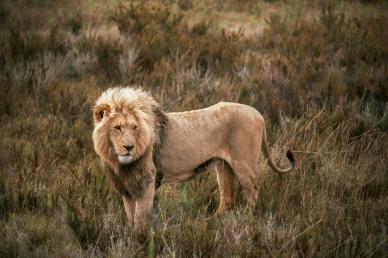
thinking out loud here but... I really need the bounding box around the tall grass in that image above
[0,0,387,257]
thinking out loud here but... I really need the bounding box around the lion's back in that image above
[166,101,264,134]
[206,102,264,125]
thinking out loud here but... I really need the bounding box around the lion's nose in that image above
[124,144,134,152]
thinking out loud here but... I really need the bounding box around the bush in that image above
[111,3,243,77]
[94,39,123,83]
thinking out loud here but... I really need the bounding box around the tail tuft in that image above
[286,150,296,168]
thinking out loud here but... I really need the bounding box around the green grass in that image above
[0,0,387,257]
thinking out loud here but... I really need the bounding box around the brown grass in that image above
[0,0,387,257]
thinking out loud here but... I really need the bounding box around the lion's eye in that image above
[132,124,138,131]
[114,125,121,131]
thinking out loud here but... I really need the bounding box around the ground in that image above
[0,0,387,257]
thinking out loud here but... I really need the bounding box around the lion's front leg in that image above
[122,194,135,226]
[134,183,155,231]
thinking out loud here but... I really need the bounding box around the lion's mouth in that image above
[118,154,132,164]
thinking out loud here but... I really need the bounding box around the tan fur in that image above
[92,87,295,229]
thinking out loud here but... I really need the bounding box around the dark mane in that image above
[152,107,168,189]
[152,107,168,164]
[117,156,153,199]
[104,106,169,198]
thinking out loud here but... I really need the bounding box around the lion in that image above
[92,87,295,229]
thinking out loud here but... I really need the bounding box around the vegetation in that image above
[0,0,387,257]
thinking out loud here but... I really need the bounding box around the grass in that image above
[0,0,387,257]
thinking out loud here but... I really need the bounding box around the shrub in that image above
[94,39,123,83]
[111,3,244,77]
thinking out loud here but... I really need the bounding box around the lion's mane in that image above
[92,87,168,199]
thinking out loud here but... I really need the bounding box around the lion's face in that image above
[108,112,140,164]
[93,102,155,166]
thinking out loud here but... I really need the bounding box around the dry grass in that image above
[0,0,387,257]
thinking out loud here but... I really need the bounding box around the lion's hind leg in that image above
[214,160,236,216]
[230,162,259,209]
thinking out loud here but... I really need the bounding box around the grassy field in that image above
[0,0,387,257]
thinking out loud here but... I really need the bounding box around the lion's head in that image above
[92,87,159,167]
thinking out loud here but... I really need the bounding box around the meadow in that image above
[0,0,387,257]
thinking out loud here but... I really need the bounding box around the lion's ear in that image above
[94,104,110,123]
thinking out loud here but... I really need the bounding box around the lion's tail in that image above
[262,128,295,174]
